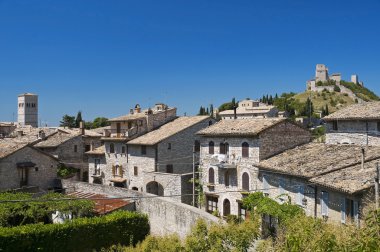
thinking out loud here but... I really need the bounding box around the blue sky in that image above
[0,0,379,126]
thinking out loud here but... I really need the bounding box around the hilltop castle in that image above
[306,64,364,92]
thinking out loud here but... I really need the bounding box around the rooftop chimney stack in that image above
[80,121,85,135]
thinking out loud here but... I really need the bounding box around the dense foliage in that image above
[104,218,260,252]
[0,192,94,227]
[57,164,79,178]
[0,211,149,252]
[60,112,110,129]
[340,80,380,101]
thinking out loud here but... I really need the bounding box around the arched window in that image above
[194,140,200,152]
[209,141,214,154]
[220,142,229,155]
[242,172,249,191]
[208,168,215,184]
[242,142,249,158]
[109,143,115,153]
[223,199,231,216]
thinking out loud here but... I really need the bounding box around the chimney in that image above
[361,147,365,170]
[130,109,134,115]
[80,121,85,135]
[17,130,23,137]
[135,104,141,114]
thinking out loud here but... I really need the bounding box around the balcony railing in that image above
[210,154,240,169]
[103,127,139,138]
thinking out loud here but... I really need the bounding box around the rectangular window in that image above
[333,121,338,131]
[321,191,329,217]
[166,164,173,173]
[94,159,101,175]
[74,145,78,153]
[377,121,380,131]
[168,143,172,150]
[297,185,305,206]
[122,146,126,154]
[206,196,218,213]
[134,166,138,176]
[263,175,269,196]
[141,145,146,155]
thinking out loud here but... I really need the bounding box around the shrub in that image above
[334,85,341,92]
[0,211,149,252]
[57,164,79,178]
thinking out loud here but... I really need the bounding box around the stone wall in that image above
[0,146,59,190]
[257,170,364,225]
[61,180,220,239]
[325,121,380,146]
[259,121,311,160]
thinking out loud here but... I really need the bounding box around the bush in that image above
[0,211,149,252]
[57,164,79,178]
[334,85,341,92]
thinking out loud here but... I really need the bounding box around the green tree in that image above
[75,111,83,128]
[92,117,110,128]
[210,104,214,118]
[60,114,76,128]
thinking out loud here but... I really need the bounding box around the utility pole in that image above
[376,163,380,209]
[192,145,195,207]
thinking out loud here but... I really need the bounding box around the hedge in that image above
[0,211,149,252]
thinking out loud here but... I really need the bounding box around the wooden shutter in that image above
[321,191,329,216]
[119,165,123,176]
[341,197,346,224]
[354,201,359,225]
[112,165,115,176]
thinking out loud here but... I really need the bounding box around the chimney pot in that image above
[80,121,85,135]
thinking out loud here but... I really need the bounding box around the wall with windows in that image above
[101,141,129,187]
[326,120,380,146]
[88,155,107,184]
[257,170,364,225]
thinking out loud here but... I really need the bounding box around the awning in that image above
[109,178,127,183]
[17,162,36,168]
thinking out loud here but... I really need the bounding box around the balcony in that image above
[210,154,240,169]
[102,127,139,140]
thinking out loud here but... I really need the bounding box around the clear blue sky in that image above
[1,0,379,126]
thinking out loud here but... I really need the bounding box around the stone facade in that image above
[325,120,380,146]
[18,93,38,127]
[0,146,59,190]
[199,120,311,217]
[256,170,364,225]
[219,99,279,120]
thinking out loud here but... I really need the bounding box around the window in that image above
[208,168,215,184]
[94,159,101,175]
[333,121,338,131]
[297,185,305,206]
[209,120,213,126]
[263,175,269,196]
[121,146,126,154]
[341,198,359,224]
[110,143,115,153]
[209,141,214,154]
[168,143,172,150]
[224,170,230,187]
[238,202,248,221]
[242,142,249,158]
[134,166,138,176]
[85,145,91,152]
[141,145,146,155]
[242,172,249,191]
[377,121,380,131]
[220,143,226,154]
[74,145,78,153]
[194,140,200,152]
[166,164,173,173]
[321,191,329,217]
[206,196,218,213]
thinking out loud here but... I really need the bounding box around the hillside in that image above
[293,90,356,113]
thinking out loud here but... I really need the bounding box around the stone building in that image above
[34,125,102,181]
[255,143,380,225]
[88,116,214,205]
[0,140,59,191]
[0,122,17,138]
[324,102,380,146]
[219,99,278,120]
[18,93,38,127]
[307,64,364,91]
[196,118,311,217]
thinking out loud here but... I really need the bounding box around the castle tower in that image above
[315,64,329,82]
[18,93,38,127]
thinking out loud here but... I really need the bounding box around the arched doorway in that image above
[146,181,164,196]
[223,199,231,216]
